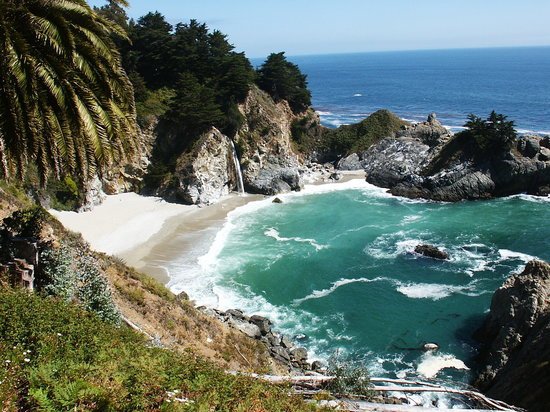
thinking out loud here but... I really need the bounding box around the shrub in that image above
[0,289,322,411]
[326,352,374,399]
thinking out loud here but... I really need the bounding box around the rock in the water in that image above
[249,315,272,335]
[474,260,550,411]
[414,244,449,260]
[272,197,283,203]
[422,343,439,351]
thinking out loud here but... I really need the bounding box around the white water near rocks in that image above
[229,140,245,195]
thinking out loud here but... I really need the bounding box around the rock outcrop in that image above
[202,307,317,372]
[414,244,449,260]
[363,114,550,201]
[161,128,241,205]
[236,86,309,195]
[474,260,550,411]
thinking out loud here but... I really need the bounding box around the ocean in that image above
[166,48,550,403]
[286,47,550,134]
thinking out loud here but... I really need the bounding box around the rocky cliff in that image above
[363,115,550,201]
[474,260,550,411]
[152,128,241,205]
[235,86,312,195]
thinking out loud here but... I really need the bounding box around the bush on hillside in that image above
[0,289,322,411]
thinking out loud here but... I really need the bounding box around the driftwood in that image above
[228,372,524,412]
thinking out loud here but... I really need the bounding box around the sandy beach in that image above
[51,171,366,285]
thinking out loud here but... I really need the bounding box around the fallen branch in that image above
[228,372,524,411]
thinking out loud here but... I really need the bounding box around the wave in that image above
[498,249,537,264]
[416,352,469,379]
[506,193,550,203]
[315,110,333,116]
[395,280,488,300]
[292,276,392,305]
[353,93,363,97]
[264,228,327,251]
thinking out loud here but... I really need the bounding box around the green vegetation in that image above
[0,289,324,411]
[462,111,517,153]
[257,52,312,114]
[0,0,137,186]
[292,109,407,160]
[326,353,374,399]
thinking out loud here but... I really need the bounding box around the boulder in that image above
[230,319,261,339]
[414,244,449,260]
[311,360,325,371]
[249,315,272,335]
[272,197,283,204]
[422,343,439,351]
[226,309,246,321]
[337,153,363,170]
[290,347,308,362]
[280,335,294,349]
[269,346,291,363]
[474,260,550,411]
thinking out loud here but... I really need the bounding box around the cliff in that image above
[474,260,550,411]
[363,115,550,201]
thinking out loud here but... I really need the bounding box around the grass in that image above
[0,289,328,411]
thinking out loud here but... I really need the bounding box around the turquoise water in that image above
[170,182,550,383]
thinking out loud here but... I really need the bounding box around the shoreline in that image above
[52,171,367,286]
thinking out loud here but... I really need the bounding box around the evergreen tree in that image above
[256,52,311,113]
[463,111,517,152]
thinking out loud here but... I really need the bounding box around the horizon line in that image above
[248,44,550,60]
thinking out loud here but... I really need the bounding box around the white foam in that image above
[353,93,363,97]
[293,277,391,305]
[264,228,327,251]
[507,193,550,203]
[498,249,537,263]
[400,214,422,225]
[395,281,479,300]
[315,110,333,116]
[416,352,469,378]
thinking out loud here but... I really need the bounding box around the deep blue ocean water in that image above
[258,47,550,133]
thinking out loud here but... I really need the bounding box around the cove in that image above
[168,180,550,383]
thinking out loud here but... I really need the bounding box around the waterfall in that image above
[229,140,245,195]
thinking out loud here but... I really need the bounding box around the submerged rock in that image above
[414,244,449,260]
[474,260,550,411]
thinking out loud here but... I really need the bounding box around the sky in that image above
[88,0,550,58]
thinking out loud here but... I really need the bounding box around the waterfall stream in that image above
[229,140,245,195]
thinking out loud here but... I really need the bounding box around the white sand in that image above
[50,192,195,256]
[51,171,367,283]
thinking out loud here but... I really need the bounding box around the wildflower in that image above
[24,358,30,363]
[4,360,11,364]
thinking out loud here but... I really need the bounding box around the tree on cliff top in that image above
[463,111,517,153]
[256,52,311,114]
[0,0,137,185]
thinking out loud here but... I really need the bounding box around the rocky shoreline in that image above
[199,306,324,374]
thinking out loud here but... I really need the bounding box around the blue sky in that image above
[88,0,550,58]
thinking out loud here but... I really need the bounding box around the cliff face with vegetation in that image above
[474,260,550,411]
[363,113,550,201]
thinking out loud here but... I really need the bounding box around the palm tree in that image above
[0,0,136,185]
